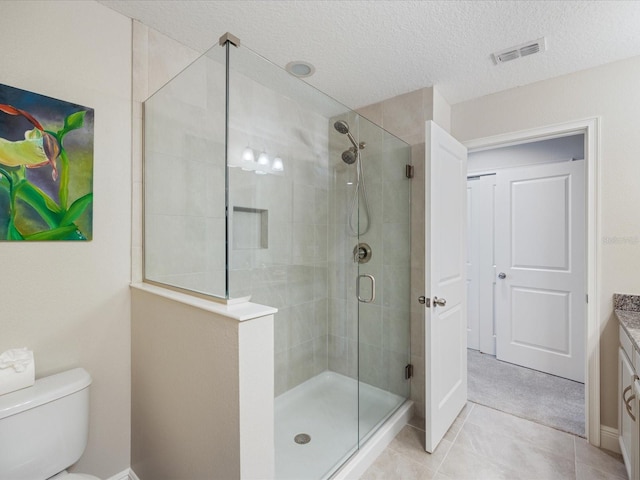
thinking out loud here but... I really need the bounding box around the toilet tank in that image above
[0,368,92,480]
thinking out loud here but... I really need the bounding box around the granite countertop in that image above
[615,293,640,349]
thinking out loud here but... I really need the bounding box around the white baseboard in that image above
[104,468,139,480]
[600,425,621,454]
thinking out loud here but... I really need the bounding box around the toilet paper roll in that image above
[0,348,35,396]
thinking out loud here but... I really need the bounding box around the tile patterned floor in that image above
[361,403,627,480]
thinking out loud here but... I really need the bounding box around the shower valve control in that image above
[353,243,372,264]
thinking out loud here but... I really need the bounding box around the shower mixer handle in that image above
[353,243,372,264]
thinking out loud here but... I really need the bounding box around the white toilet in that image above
[0,368,101,480]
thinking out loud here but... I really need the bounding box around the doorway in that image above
[465,127,593,439]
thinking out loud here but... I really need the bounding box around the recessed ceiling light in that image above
[286,60,315,78]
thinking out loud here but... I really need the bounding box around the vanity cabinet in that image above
[619,326,639,480]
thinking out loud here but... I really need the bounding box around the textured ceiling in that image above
[99,0,640,108]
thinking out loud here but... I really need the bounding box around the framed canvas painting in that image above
[0,83,94,241]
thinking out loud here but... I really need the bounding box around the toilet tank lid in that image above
[0,368,91,420]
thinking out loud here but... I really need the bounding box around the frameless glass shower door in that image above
[355,117,411,446]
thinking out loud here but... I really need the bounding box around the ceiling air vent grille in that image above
[496,50,519,63]
[492,37,546,65]
[520,43,540,57]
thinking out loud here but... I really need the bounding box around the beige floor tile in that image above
[442,414,466,443]
[458,401,475,421]
[432,473,453,480]
[574,437,626,479]
[411,403,474,442]
[360,447,436,480]
[576,461,628,480]
[364,402,629,480]
[454,421,576,479]
[443,403,475,442]
[388,425,453,471]
[438,442,525,480]
[465,403,576,459]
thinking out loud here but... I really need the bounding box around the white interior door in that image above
[467,174,497,354]
[424,121,468,453]
[495,160,585,382]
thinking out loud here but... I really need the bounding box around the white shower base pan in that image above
[275,371,412,480]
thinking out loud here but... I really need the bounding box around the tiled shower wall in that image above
[226,68,331,395]
[326,114,361,382]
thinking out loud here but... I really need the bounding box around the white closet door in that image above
[495,160,585,382]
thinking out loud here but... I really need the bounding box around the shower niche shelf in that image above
[232,206,268,250]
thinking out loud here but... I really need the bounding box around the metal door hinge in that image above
[586,294,588,303]
[405,364,414,380]
[405,164,414,179]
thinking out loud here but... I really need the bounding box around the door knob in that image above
[498,272,506,279]
[433,296,446,307]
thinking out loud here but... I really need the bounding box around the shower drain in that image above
[294,433,311,445]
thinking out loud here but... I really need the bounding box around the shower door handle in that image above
[357,274,376,303]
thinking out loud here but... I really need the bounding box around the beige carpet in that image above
[467,349,585,437]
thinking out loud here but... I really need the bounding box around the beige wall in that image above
[131,286,275,479]
[0,1,132,477]
[131,288,241,480]
[451,55,640,430]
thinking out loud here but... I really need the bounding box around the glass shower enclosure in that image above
[144,34,411,479]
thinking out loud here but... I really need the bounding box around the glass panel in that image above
[356,116,412,443]
[143,45,227,298]
[226,44,360,479]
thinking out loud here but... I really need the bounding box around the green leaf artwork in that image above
[0,83,94,241]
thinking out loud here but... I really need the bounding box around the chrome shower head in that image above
[334,120,350,135]
[334,119,360,153]
[341,147,357,165]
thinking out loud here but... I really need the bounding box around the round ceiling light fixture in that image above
[286,60,315,78]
